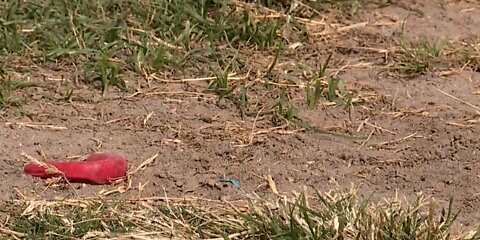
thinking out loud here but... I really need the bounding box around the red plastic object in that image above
[24,153,128,185]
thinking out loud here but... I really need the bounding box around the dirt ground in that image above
[1,0,479,233]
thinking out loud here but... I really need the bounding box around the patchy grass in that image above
[0,0,287,99]
[0,0,370,139]
[385,18,479,76]
[2,187,478,239]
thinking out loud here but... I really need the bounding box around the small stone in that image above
[175,180,183,188]
[183,178,199,193]
[216,98,227,109]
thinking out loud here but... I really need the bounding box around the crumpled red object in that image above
[24,153,128,185]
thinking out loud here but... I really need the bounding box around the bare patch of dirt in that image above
[1,0,479,233]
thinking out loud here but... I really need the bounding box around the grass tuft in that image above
[395,38,445,74]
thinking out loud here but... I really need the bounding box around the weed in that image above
[0,71,40,108]
[273,87,299,121]
[306,78,324,109]
[304,52,350,108]
[326,77,346,102]
[306,52,331,109]
[84,53,126,97]
[265,42,285,85]
[396,39,445,74]
[209,71,230,96]
[239,83,248,119]
[390,15,446,74]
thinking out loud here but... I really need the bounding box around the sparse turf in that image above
[3,187,479,239]
[1,0,479,239]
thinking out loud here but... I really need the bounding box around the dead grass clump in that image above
[1,186,478,239]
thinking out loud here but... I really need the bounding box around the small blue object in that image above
[218,177,240,188]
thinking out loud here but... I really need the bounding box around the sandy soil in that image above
[1,0,479,232]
